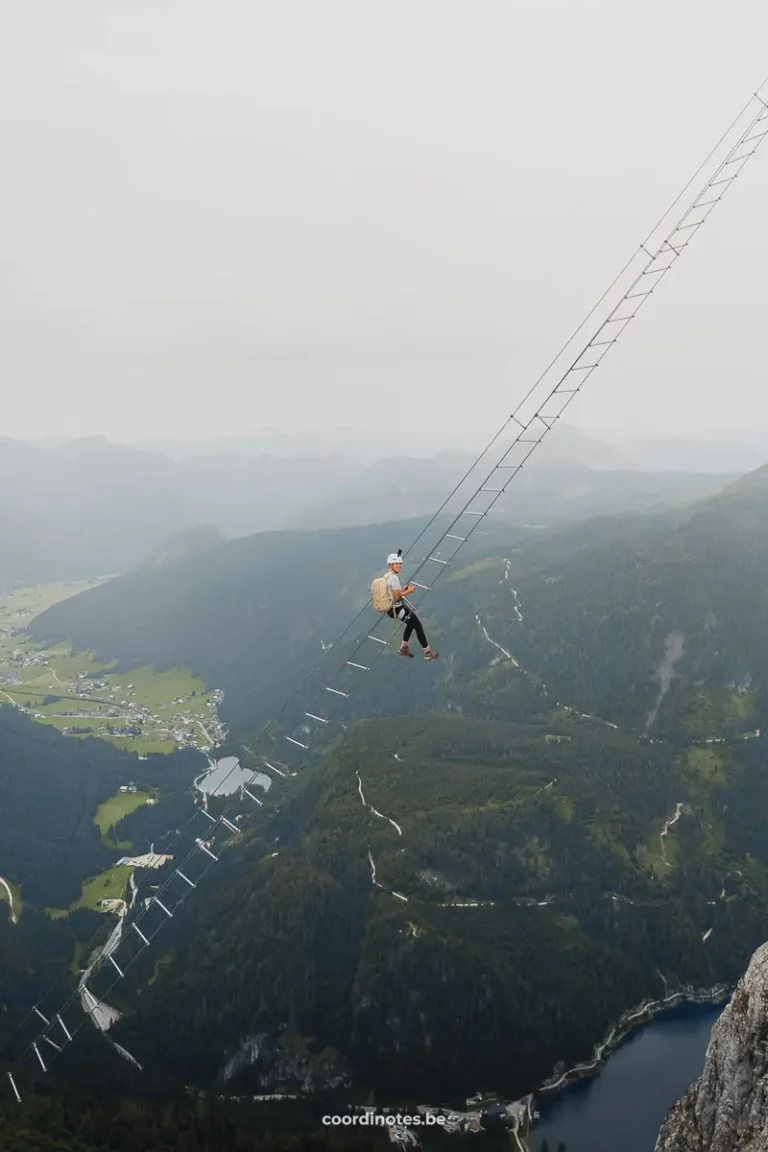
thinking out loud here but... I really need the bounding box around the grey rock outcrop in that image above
[656,943,768,1152]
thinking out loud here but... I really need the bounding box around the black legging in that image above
[388,602,428,648]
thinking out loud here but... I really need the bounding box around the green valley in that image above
[0,582,226,756]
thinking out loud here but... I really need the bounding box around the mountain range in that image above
[0,429,751,583]
[30,463,768,744]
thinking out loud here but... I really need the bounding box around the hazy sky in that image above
[3,1,768,450]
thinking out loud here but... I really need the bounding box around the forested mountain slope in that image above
[463,464,768,737]
[28,516,517,737]
[0,707,204,1049]
[30,463,768,745]
[17,465,764,1105]
[17,464,768,1108]
[103,710,768,1102]
[0,708,203,910]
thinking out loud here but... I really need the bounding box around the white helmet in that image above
[387,550,404,566]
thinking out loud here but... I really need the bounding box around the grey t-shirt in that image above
[385,571,402,605]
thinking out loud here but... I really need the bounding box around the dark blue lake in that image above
[528,1002,723,1152]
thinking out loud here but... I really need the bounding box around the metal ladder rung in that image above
[459,510,486,517]
[221,816,240,833]
[201,809,217,823]
[243,787,263,805]
[693,197,721,209]
[43,1036,62,1054]
[34,1007,49,1025]
[427,556,448,565]
[195,838,219,861]
[411,581,430,590]
[32,1043,46,1073]
[724,149,756,165]
[367,635,387,644]
[325,686,349,697]
[262,760,286,777]
[445,533,466,541]
[132,922,150,946]
[347,661,369,671]
[286,736,309,748]
[108,954,124,978]
[709,175,736,187]
[176,869,196,888]
[57,1014,72,1042]
[479,487,504,494]
[7,1072,22,1103]
[589,338,617,347]
[743,130,768,144]
[305,712,328,723]
[625,291,652,300]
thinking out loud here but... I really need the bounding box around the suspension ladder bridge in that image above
[4,75,768,1105]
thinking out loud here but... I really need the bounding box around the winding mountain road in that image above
[0,876,17,923]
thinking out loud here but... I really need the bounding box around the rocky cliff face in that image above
[656,943,768,1152]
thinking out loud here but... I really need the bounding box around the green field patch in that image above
[94,789,153,847]
[0,687,28,703]
[72,865,133,912]
[682,688,751,740]
[148,952,175,986]
[35,698,111,716]
[49,650,104,679]
[44,907,69,920]
[446,556,501,583]
[685,747,726,784]
[108,664,208,706]
[0,581,97,627]
[17,666,52,684]
[34,715,114,733]
[103,735,178,755]
[661,833,680,868]
[155,695,212,719]
[71,939,84,974]
[0,586,219,756]
[550,793,575,822]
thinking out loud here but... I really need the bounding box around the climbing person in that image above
[371,550,439,659]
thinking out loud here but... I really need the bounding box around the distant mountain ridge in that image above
[0,429,741,582]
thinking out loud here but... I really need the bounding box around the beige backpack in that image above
[371,574,392,612]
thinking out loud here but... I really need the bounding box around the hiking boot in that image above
[398,643,414,658]
[423,648,439,660]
